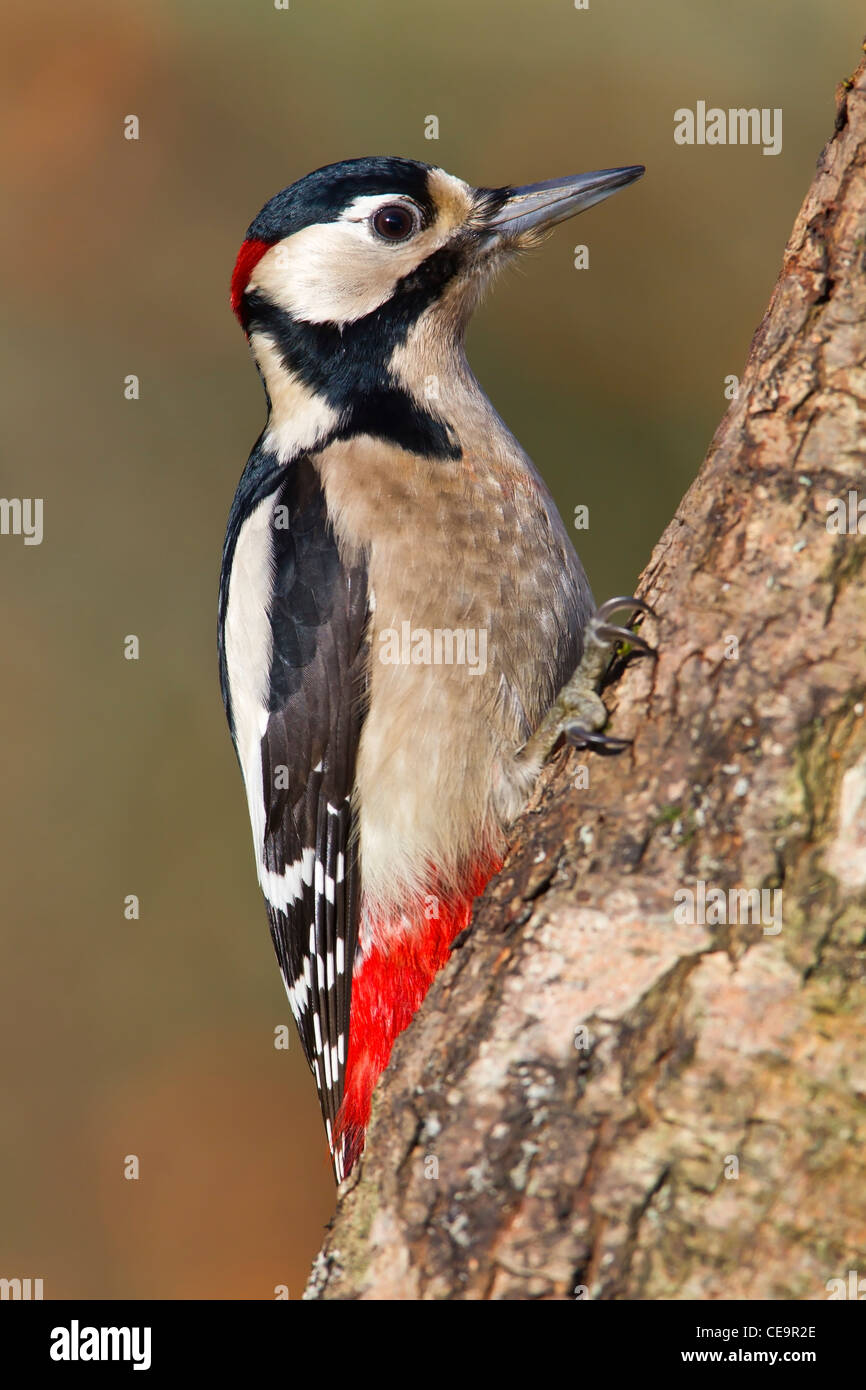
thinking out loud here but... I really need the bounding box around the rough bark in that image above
[306,53,866,1301]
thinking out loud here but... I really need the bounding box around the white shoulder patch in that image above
[223,491,276,861]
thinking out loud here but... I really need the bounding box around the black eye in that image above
[371,204,417,241]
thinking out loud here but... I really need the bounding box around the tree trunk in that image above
[306,53,866,1301]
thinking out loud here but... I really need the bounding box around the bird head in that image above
[230,156,643,458]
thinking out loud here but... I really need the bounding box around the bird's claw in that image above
[593,623,654,656]
[517,593,656,769]
[594,595,654,621]
[563,723,632,754]
[589,596,656,659]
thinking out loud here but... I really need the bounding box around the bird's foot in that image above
[519,596,654,764]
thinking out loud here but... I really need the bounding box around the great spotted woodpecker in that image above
[219,156,646,1182]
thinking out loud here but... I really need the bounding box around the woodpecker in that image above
[219,155,647,1182]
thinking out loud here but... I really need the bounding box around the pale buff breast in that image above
[315,419,591,919]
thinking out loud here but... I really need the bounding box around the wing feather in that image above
[220,447,369,1175]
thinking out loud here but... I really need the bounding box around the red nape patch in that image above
[230,237,273,322]
[334,860,501,1177]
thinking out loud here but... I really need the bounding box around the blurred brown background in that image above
[0,0,860,1299]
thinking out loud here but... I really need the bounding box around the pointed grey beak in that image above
[485,165,644,237]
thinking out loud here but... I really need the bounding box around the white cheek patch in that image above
[245,175,475,328]
[247,222,425,325]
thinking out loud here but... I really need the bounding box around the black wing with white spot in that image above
[261,458,369,1173]
[219,448,369,1177]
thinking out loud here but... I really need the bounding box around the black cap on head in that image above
[246,156,437,241]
